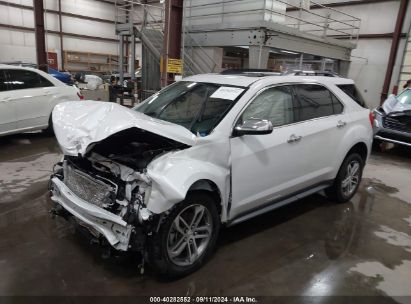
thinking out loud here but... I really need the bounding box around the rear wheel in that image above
[147,192,220,278]
[43,115,54,135]
[326,153,364,203]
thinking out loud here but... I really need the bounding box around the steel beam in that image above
[58,0,64,70]
[162,0,183,86]
[186,28,351,61]
[33,0,47,72]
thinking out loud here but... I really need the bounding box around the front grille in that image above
[383,116,411,132]
[63,164,116,208]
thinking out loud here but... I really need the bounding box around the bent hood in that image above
[382,93,411,114]
[52,101,197,156]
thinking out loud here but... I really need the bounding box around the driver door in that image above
[229,85,310,219]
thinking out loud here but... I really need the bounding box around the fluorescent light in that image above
[280,50,299,55]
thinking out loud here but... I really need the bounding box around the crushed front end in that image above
[373,107,411,147]
[49,127,186,254]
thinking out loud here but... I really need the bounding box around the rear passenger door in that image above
[6,69,55,130]
[0,70,17,133]
[292,83,347,185]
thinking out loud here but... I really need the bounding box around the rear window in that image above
[337,84,366,107]
[294,84,344,122]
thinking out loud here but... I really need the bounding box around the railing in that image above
[115,0,221,76]
[184,0,360,43]
[115,0,164,32]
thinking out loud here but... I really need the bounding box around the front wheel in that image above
[147,192,220,278]
[326,153,364,203]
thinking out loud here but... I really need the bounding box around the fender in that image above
[146,152,230,220]
[331,118,372,177]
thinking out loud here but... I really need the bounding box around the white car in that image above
[49,74,373,277]
[0,64,82,136]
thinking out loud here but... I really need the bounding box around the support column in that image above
[249,45,270,69]
[119,37,124,85]
[58,0,64,70]
[33,0,47,72]
[130,33,136,80]
[338,60,350,78]
[162,0,183,86]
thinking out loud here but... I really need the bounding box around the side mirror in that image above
[233,118,273,136]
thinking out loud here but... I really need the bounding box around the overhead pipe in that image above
[380,0,409,103]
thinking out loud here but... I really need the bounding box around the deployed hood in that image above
[52,101,197,156]
[382,92,411,114]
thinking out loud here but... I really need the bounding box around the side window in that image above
[0,71,8,92]
[331,94,344,114]
[294,84,343,122]
[239,86,294,127]
[7,69,54,90]
[337,84,366,107]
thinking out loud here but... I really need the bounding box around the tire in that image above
[326,153,364,203]
[147,191,220,278]
[43,115,54,135]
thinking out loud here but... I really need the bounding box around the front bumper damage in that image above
[49,158,158,254]
[50,177,132,250]
[373,108,411,147]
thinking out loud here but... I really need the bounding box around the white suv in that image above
[0,65,82,136]
[49,74,373,277]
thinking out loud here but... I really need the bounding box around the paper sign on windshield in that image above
[210,87,244,101]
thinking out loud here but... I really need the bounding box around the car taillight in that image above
[77,92,84,100]
[369,111,374,127]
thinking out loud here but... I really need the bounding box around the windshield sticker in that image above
[210,87,244,100]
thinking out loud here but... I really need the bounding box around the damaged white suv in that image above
[50,74,373,277]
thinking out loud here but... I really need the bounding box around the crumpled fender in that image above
[145,152,230,220]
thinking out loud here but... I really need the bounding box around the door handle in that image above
[337,120,347,128]
[287,134,302,143]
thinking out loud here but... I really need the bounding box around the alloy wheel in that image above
[167,204,213,267]
[341,160,360,197]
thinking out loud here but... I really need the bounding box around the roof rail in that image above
[220,68,281,77]
[282,70,341,77]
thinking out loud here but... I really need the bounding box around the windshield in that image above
[398,89,411,105]
[134,81,246,136]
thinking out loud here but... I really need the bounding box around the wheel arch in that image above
[187,179,223,215]
[346,142,368,163]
